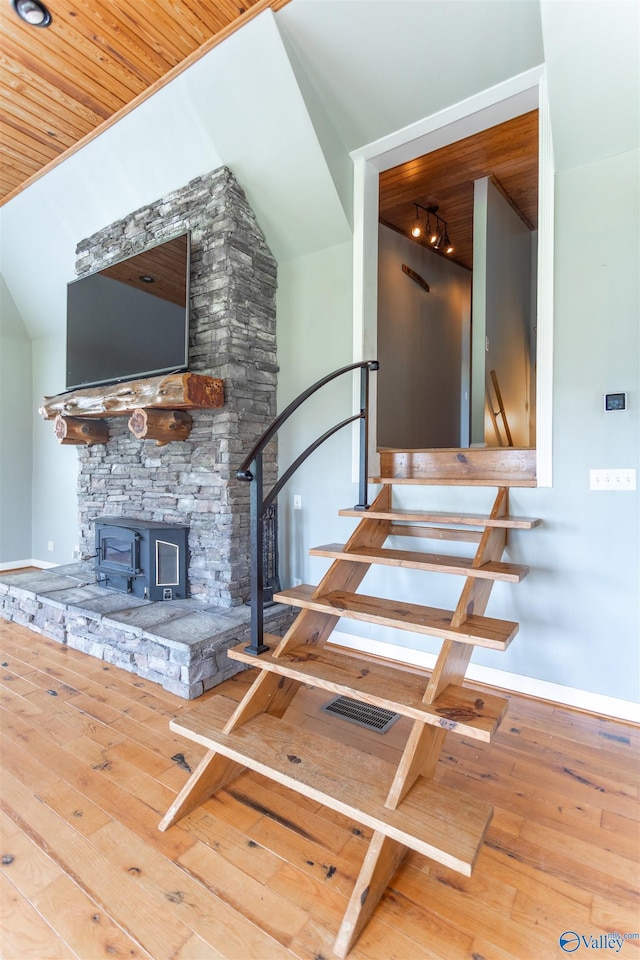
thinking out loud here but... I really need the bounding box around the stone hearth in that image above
[0,566,294,699]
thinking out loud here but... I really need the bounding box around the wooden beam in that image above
[53,415,109,446]
[128,408,193,446]
[39,373,223,420]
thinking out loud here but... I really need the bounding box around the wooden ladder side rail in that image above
[487,370,514,447]
[384,488,509,811]
[160,486,392,832]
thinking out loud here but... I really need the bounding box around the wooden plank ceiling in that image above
[0,0,292,205]
[379,111,539,271]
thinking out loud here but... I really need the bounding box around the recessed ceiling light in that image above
[139,275,155,283]
[11,0,52,27]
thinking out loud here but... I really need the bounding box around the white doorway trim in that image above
[351,65,554,487]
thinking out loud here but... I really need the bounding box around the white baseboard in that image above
[330,630,640,724]
[0,559,55,571]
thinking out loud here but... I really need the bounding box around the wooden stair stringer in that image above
[224,484,393,733]
[334,831,409,958]
[384,487,510,810]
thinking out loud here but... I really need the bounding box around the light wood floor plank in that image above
[1,769,194,960]
[0,872,78,960]
[32,874,155,960]
[0,621,638,960]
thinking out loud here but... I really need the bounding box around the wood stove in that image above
[94,517,188,600]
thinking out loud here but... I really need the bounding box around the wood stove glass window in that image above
[156,540,179,586]
[99,529,140,574]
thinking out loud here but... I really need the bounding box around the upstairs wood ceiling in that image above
[379,110,539,272]
[0,0,291,205]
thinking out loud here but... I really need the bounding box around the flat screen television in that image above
[66,231,191,391]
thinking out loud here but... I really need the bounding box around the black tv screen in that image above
[66,232,191,391]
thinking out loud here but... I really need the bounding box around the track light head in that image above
[410,205,422,238]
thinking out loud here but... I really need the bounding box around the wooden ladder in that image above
[159,482,540,956]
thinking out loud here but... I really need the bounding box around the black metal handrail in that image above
[237,359,379,654]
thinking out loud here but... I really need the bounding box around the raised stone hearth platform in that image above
[0,566,295,699]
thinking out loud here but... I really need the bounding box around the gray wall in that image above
[272,147,639,706]
[377,224,471,448]
[472,178,533,446]
[0,277,32,564]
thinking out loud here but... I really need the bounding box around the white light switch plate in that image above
[589,469,636,491]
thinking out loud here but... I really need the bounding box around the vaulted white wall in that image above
[0,1,638,711]
[0,278,32,563]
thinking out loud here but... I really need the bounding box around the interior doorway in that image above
[376,110,538,451]
[350,66,555,486]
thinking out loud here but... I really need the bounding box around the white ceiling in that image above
[1,0,638,344]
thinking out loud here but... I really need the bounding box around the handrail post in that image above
[246,453,269,655]
[354,362,375,509]
[238,359,378,655]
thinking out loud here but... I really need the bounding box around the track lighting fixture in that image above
[410,204,423,238]
[409,203,454,255]
[11,0,52,26]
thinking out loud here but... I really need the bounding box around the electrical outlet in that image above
[47,540,54,552]
[293,494,302,510]
[589,468,636,491]
[72,545,80,558]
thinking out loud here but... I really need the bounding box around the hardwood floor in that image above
[1,618,638,960]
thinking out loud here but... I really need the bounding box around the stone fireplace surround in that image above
[0,167,295,698]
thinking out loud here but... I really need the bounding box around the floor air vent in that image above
[321,695,400,734]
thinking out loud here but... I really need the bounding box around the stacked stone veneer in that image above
[0,168,298,699]
[75,166,278,606]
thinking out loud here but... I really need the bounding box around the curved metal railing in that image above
[237,359,379,654]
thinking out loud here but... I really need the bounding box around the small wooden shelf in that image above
[228,639,509,742]
[168,694,493,876]
[275,584,519,650]
[309,542,530,581]
[338,506,541,529]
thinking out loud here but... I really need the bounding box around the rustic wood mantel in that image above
[39,373,224,445]
[39,372,224,420]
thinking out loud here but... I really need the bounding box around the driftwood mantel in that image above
[40,373,224,446]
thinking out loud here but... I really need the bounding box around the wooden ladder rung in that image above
[275,585,518,650]
[338,507,541,529]
[170,694,493,875]
[228,639,508,742]
[310,543,529,582]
